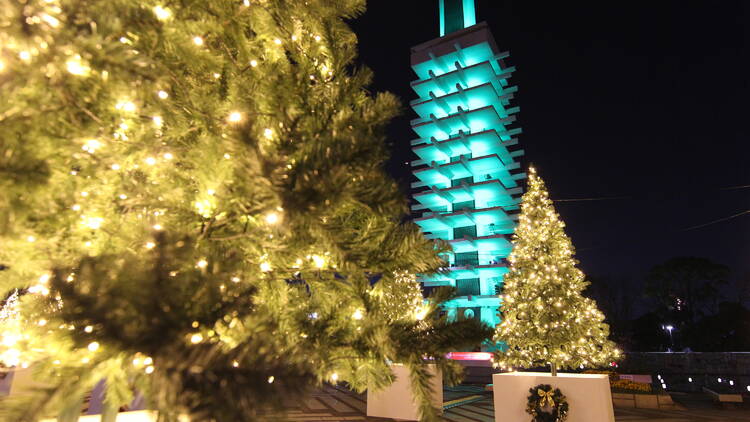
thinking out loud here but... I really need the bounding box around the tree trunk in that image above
[550,362,557,377]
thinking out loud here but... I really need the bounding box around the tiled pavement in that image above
[271,385,750,422]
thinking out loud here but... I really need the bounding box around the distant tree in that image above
[689,302,750,351]
[645,257,730,324]
[587,275,637,349]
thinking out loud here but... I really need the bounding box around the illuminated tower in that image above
[410,0,525,329]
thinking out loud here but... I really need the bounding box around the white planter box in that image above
[493,372,614,422]
[367,364,442,421]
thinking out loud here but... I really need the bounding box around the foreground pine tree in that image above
[0,1,490,420]
[493,168,619,375]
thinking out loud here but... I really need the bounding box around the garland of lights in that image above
[525,384,568,422]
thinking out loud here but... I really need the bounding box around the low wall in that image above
[619,352,750,393]
[620,352,750,376]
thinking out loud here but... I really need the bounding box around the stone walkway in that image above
[271,385,750,422]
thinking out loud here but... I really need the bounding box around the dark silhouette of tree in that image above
[645,257,730,324]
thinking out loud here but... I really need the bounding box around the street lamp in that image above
[662,324,674,349]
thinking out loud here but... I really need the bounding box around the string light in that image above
[263,128,273,139]
[84,325,93,333]
[260,262,272,272]
[267,376,275,383]
[352,309,363,320]
[87,342,100,352]
[197,259,208,269]
[111,164,121,170]
[163,152,174,160]
[265,212,280,224]
[190,333,203,344]
[82,139,101,153]
[153,116,163,127]
[250,59,258,67]
[273,38,282,45]
[115,100,136,112]
[157,90,169,99]
[145,365,155,374]
[66,56,89,76]
[228,111,243,123]
[145,157,157,165]
[193,36,204,46]
[145,242,156,250]
[19,51,31,61]
[153,5,171,20]
[312,255,325,269]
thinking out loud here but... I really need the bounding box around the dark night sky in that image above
[350,1,750,290]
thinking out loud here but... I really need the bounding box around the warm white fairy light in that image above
[19,51,31,61]
[267,376,275,383]
[153,116,163,127]
[26,235,36,242]
[157,90,169,99]
[352,309,363,320]
[66,55,89,76]
[153,5,171,20]
[314,35,322,42]
[84,325,93,333]
[193,36,204,46]
[265,212,280,224]
[163,152,174,160]
[87,342,100,352]
[263,128,273,139]
[190,333,203,344]
[82,216,103,230]
[228,111,243,123]
[145,365,155,374]
[197,259,208,269]
[312,255,325,269]
[250,59,258,67]
[82,139,101,153]
[273,38,282,45]
[115,100,136,112]
[153,224,163,231]
[111,164,121,170]
[145,242,156,250]
[260,262,272,272]
[330,373,338,382]
[145,157,157,165]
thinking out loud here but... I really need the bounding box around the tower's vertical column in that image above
[409,17,525,337]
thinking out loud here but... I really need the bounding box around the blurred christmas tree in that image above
[0,1,490,420]
[493,168,619,376]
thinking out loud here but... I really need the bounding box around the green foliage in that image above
[494,168,619,373]
[0,1,487,420]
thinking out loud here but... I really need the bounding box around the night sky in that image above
[350,1,749,293]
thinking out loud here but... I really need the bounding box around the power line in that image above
[680,209,750,231]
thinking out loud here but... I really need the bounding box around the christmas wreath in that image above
[525,384,568,422]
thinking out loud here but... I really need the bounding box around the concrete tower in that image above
[409,0,525,329]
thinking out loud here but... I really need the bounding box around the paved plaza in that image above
[270,385,750,422]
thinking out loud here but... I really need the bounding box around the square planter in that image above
[493,372,615,422]
[367,364,442,421]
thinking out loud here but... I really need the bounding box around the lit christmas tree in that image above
[493,168,619,376]
[0,1,489,420]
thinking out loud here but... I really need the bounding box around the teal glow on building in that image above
[410,0,525,328]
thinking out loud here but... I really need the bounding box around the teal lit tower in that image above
[410,0,525,329]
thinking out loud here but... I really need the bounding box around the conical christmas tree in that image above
[494,168,620,375]
[0,1,489,421]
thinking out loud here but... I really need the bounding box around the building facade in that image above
[409,0,525,329]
